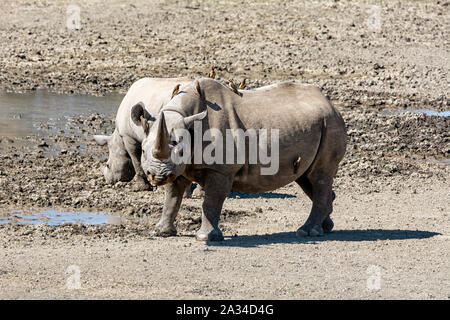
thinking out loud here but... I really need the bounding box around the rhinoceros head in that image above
[135,81,207,186]
[93,130,135,184]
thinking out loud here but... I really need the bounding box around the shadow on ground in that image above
[207,229,441,248]
[228,191,296,199]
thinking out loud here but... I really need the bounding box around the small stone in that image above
[38,141,49,148]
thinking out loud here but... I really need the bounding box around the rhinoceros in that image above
[93,77,192,191]
[134,78,347,240]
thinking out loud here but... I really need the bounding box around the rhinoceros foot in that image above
[131,176,153,192]
[153,222,177,237]
[296,223,324,237]
[322,216,334,233]
[196,228,224,241]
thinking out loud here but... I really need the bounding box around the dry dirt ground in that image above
[0,0,449,299]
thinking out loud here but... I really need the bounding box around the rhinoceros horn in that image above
[152,112,171,159]
[183,110,208,129]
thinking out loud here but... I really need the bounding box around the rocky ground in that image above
[0,0,449,110]
[0,0,449,299]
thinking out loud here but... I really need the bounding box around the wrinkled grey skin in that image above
[136,78,347,240]
[93,77,192,191]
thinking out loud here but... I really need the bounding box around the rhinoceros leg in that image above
[296,173,334,237]
[296,175,335,233]
[154,175,192,236]
[122,136,152,191]
[296,115,346,237]
[196,172,233,241]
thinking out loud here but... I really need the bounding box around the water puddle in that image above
[412,157,450,166]
[380,108,450,117]
[0,90,123,139]
[0,209,124,226]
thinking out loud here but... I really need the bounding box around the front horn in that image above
[152,112,171,159]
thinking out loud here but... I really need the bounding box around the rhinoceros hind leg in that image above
[296,223,324,237]
[322,215,334,233]
[296,175,334,234]
[296,173,334,237]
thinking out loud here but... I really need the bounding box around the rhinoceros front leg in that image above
[196,171,233,241]
[296,174,334,237]
[154,175,192,236]
[122,136,152,191]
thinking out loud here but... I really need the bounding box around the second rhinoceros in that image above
[134,78,347,240]
[93,77,191,191]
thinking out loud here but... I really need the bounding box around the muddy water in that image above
[0,209,124,226]
[0,90,124,224]
[380,108,450,117]
[0,90,123,138]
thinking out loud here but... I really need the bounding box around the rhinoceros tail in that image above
[302,118,326,177]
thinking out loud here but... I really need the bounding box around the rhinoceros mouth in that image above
[146,172,176,186]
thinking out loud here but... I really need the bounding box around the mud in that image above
[1,110,447,216]
[1,0,449,110]
[0,0,449,299]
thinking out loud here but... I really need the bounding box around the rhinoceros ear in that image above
[131,102,145,125]
[131,102,153,135]
[93,135,111,146]
[195,80,203,99]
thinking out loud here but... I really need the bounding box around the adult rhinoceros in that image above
[93,77,191,191]
[134,78,347,240]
